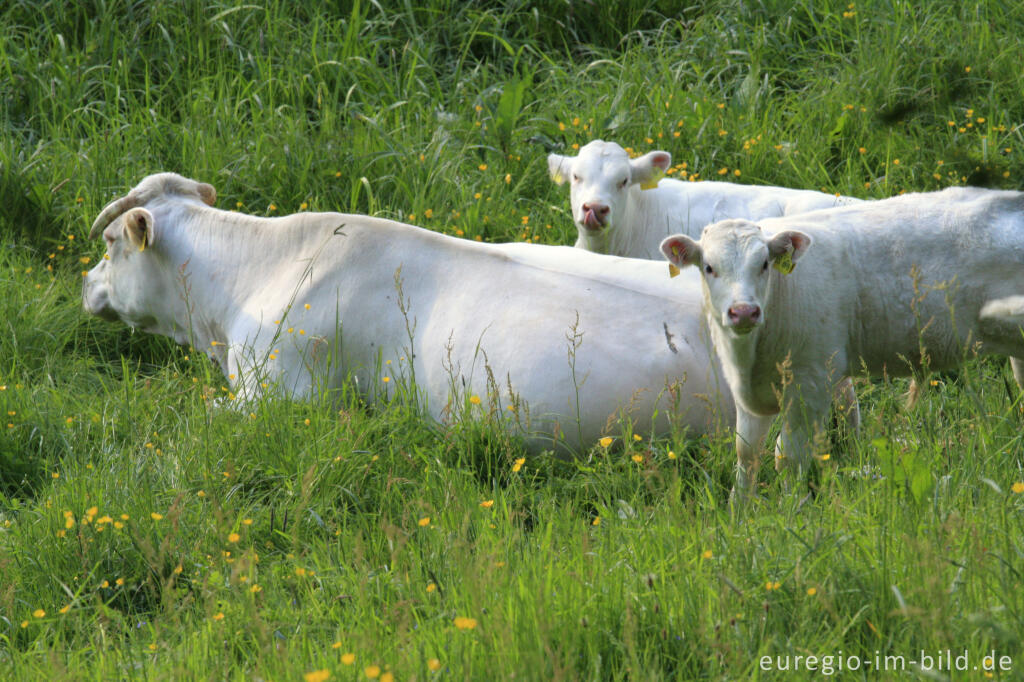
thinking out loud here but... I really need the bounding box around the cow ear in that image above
[660,234,701,268]
[124,207,156,251]
[197,182,216,206]
[767,230,811,274]
[547,153,570,185]
[631,150,672,190]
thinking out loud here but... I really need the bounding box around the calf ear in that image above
[630,150,672,190]
[197,182,217,206]
[124,207,156,251]
[767,230,811,274]
[547,153,570,185]
[660,234,701,268]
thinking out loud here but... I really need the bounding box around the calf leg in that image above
[775,390,830,490]
[1011,357,1024,391]
[732,406,774,501]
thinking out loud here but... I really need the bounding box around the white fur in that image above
[661,186,1024,496]
[84,173,735,453]
[549,140,860,259]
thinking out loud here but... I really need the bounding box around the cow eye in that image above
[572,174,580,183]
[762,260,768,272]
[619,178,628,188]
[704,264,715,277]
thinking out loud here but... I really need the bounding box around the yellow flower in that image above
[701,549,712,559]
[382,376,390,383]
[480,500,494,508]
[341,653,356,665]
[427,658,442,671]
[453,616,478,630]
[807,587,818,596]
[478,164,487,171]
[115,578,125,586]
[33,609,45,618]
[426,582,437,593]
[303,670,331,682]
[418,517,431,527]
[632,434,643,442]
[512,458,525,473]
[213,612,225,621]
[1012,482,1024,494]
[381,674,394,682]
[250,584,261,593]
[598,437,613,448]
[424,209,434,219]
[242,518,253,526]
[469,395,481,405]
[331,642,342,649]
[150,512,163,521]
[228,532,240,543]
[364,665,381,678]
[631,454,643,464]
[591,517,600,526]
[667,450,677,460]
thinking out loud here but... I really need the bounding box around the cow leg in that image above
[1011,357,1024,392]
[732,406,774,502]
[831,376,860,433]
[775,390,829,491]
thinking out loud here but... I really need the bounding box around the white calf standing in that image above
[660,186,1024,496]
[548,139,859,259]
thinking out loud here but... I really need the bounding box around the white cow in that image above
[660,186,1024,496]
[83,172,734,453]
[547,139,860,260]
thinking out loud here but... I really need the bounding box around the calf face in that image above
[548,140,670,240]
[660,220,811,335]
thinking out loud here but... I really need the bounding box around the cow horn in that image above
[89,194,138,239]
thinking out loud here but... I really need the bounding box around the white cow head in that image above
[659,220,811,336]
[548,140,671,244]
[82,173,216,342]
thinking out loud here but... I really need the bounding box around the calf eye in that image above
[762,260,769,272]
[619,178,628,188]
[572,174,580,182]
[704,264,715,277]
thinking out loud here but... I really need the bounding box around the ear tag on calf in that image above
[138,234,147,252]
[668,263,681,278]
[640,167,665,191]
[552,171,564,185]
[773,250,794,275]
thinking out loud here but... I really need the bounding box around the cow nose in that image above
[727,303,761,326]
[581,202,610,230]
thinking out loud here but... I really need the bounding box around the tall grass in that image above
[2,1,1024,679]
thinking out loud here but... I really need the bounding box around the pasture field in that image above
[2,1,1024,679]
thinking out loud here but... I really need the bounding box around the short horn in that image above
[89,194,138,239]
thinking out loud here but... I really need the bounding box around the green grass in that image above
[2,1,1024,679]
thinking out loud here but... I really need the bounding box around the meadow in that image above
[2,1,1024,679]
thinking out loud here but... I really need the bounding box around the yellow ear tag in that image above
[138,235,146,252]
[773,250,794,275]
[640,167,665,191]
[668,263,681,278]
[552,171,564,185]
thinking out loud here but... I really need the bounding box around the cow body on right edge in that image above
[660,186,1024,498]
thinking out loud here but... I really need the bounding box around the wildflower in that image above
[242,518,253,526]
[668,450,677,460]
[197,490,206,498]
[304,418,311,426]
[426,583,437,593]
[382,377,390,383]
[59,605,70,614]
[592,517,601,526]
[150,512,163,521]
[512,458,525,473]
[733,169,741,177]
[478,164,487,171]
[304,670,330,682]
[702,549,712,559]
[717,167,729,175]
[480,500,494,508]
[892,159,900,165]
[250,584,261,593]
[428,658,442,671]
[418,517,431,527]
[365,665,381,679]
[820,454,831,461]
[453,616,478,630]
[331,642,342,650]
[213,612,225,621]
[631,454,643,464]
[300,202,309,211]
[599,437,613,448]
[228,532,240,543]
[469,395,481,405]
[342,653,356,665]
[33,609,45,618]
[424,209,434,219]
[807,587,818,596]
[1012,482,1024,494]
[504,173,511,184]
[269,204,277,212]
[115,578,125,586]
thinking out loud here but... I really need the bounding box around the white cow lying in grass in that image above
[547,139,859,259]
[83,173,734,453]
[660,186,1024,497]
